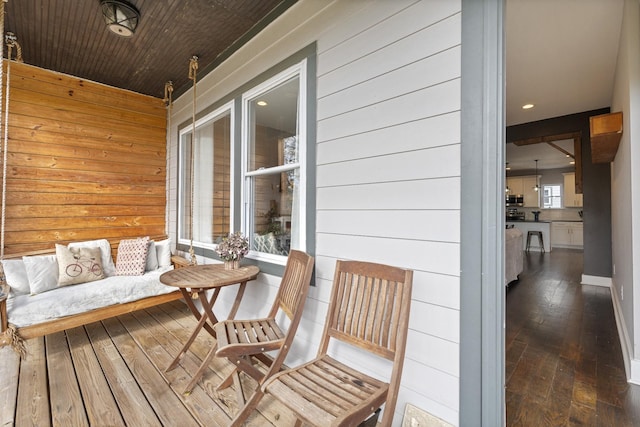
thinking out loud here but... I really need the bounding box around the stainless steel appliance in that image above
[506,208,525,221]
[506,194,524,207]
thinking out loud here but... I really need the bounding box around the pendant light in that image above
[533,159,540,192]
[505,162,510,193]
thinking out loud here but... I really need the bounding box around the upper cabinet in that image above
[590,112,623,163]
[563,172,583,207]
[506,175,540,207]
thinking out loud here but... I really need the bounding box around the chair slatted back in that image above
[268,250,314,321]
[320,260,413,361]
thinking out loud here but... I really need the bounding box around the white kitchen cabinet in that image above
[552,221,583,248]
[506,175,540,207]
[563,173,583,207]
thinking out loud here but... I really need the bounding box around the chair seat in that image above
[215,317,285,358]
[263,355,389,427]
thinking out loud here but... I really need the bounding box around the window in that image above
[542,184,562,209]
[176,46,316,272]
[242,63,306,262]
[178,105,233,249]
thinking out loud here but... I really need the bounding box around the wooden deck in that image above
[0,300,300,427]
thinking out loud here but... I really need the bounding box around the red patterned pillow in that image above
[115,237,150,276]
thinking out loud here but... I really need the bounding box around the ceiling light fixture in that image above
[101,0,140,37]
[522,103,534,110]
[256,100,268,106]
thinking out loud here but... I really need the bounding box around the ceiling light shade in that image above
[101,0,140,37]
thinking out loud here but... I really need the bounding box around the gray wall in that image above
[507,108,613,277]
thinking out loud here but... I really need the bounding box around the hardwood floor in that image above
[506,248,640,426]
[0,300,299,427]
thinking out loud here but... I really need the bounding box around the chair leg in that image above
[229,388,266,427]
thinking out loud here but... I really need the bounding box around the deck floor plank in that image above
[66,326,126,427]
[0,302,300,426]
[45,331,89,427]
[15,337,50,427]
[0,346,20,426]
[112,311,238,426]
[101,316,204,427]
[84,321,164,427]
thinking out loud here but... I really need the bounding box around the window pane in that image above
[542,184,562,209]
[180,112,231,244]
[247,76,299,172]
[249,169,298,256]
[245,72,302,258]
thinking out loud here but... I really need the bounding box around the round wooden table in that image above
[160,263,260,392]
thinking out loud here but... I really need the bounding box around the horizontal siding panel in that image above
[412,271,459,310]
[316,210,460,243]
[317,79,460,142]
[4,192,164,206]
[317,178,460,210]
[406,329,459,377]
[317,145,460,187]
[9,103,165,142]
[4,216,164,232]
[402,358,459,411]
[10,87,166,129]
[410,300,459,343]
[6,205,167,219]
[7,166,164,186]
[316,0,417,56]
[316,233,459,277]
[318,45,460,121]
[318,1,460,77]
[7,153,165,177]
[8,62,166,115]
[317,112,460,165]
[9,127,167,160]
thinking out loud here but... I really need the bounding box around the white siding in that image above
[167,0,462,425]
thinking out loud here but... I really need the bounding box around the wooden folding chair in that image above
[213,250,314,426]
[261,259,413,427]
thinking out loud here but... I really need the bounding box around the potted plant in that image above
[215,231,249,269]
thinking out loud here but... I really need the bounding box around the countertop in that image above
[506,220,551,224]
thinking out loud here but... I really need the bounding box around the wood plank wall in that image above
[1,61,167,255]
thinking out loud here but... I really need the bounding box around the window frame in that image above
[241,61,307,265]
[177,101,235,252]
[542,183,562,209]
[175,44,317,276]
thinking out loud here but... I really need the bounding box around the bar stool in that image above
[526,230,545,252]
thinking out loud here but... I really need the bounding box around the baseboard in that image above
[610,284,640,384]
[581,274,612,287]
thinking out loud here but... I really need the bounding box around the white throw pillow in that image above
[69,239,116,277]
[155,238,172,267]
[23,254,59,295]
[56,244,105,287]
[115,237,150,276]
[1,259,30,296]
[145,240,159,271]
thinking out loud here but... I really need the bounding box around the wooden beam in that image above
[546,141,574,159]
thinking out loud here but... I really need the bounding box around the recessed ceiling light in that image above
[257,100,268,106]
[522,104,534,110]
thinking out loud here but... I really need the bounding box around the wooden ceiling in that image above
[3,0,295,99]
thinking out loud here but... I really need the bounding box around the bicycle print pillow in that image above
[56,244,105,287]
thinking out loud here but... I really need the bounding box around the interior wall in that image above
[610,0,640,383]
[506,108,613,278]
[1,61,167,255]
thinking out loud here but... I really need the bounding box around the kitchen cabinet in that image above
[552,221,583,248]
[506,176,540,207]
[563,173,583,207]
